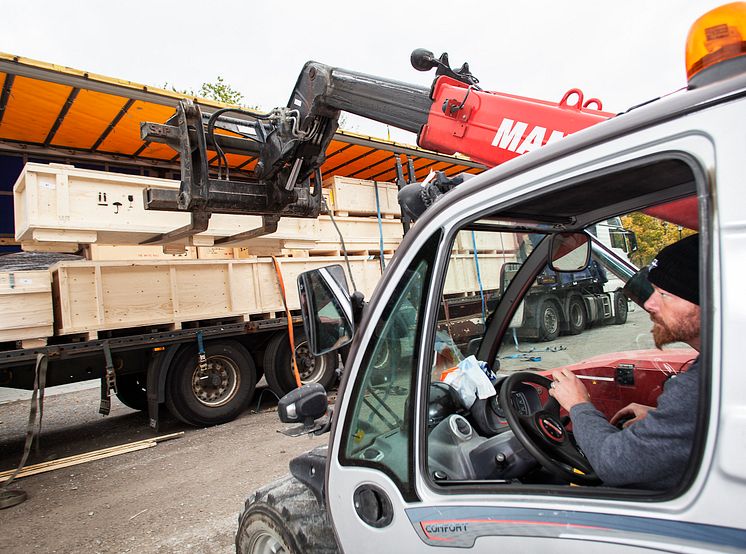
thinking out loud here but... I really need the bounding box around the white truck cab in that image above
[237,4,746,553]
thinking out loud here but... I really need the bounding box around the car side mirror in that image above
[627,230,639,253]
[278,383,328,425]
[548,232,591,272]
[297,264,355,356]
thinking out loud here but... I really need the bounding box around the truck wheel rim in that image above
[544,307,559,334]
[294,341,327,383]
[570,303,583,326]
[191,355,240,407]
[248,529,286,553]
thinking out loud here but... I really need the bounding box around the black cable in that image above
[253,387,281,413]
[324,198,358,292]
[206,107,270,180]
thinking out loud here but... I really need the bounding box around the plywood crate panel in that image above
[311,216,402,253]
[0,270,53,342]
[51,257,382,336]
[15,163,403,253]
[454,230,520,253]
[323,176,401,218]
[86,245,198,261]
[442,253,512,295]
[196,247,236,260]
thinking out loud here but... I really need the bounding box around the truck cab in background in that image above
[235,4,746,553]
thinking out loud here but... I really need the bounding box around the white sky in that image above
[2,0,728,143]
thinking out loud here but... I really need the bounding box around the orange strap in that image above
[272,256,302,388]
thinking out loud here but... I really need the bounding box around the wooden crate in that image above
[0,270,53,345]
[453,230,519,253]
[443,253,510,295]
[51,256,382,337]
[14,163,403,253]
[323,176,401,218]
[13,163,314,249]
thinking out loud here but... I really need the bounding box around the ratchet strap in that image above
[271,256,302,388]
[196,331,208,373]
[99,340,117,415]
[0,352,48,509]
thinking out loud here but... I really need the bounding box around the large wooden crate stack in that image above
[2,163,519,346]
[2,164,406,345]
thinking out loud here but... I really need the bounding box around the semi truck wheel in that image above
[236,474,338,554]
[263,330,338,397]
[614,290,629,324]
[538,300,561,341]
[115,372,148,411]
[165,340,256,426]
[566,296,586,335]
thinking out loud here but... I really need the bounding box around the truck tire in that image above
[538,300,561,342]
[614,290,629,324]
[236,474,338,554]
[263,330,338,398]
[566,296,586,335]
[165,340,256,426]
[115,372,148,412]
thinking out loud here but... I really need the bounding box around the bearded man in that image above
[549,234,701,489]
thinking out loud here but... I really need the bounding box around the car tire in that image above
[614,290,629,324]
[165,340,256,426]
[566,296,586,335]
[236,474,338,554]
[538,300,561,342]
[263,330,338,398]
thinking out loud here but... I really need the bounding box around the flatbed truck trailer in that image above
[0,277,340,428]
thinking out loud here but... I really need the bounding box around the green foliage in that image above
[621,212,696,267]
[164,76,245,105]
[196,76,244,105]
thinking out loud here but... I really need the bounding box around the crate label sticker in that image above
[20,279,33,285]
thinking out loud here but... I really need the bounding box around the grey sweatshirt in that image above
[569,358,699,490]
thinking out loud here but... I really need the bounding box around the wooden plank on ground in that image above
[0,432,184,482]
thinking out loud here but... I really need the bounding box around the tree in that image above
[621,212,696,267]
[196,76,244,105]
[164,76,247,106]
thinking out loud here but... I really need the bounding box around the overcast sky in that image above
[2,0,727,143]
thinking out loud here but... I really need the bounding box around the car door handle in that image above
[353,484,393,528]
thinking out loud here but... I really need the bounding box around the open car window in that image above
[422,156,704,495]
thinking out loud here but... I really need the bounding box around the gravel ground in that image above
[0,389,326,553]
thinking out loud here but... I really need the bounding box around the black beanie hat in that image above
[648,234,699,305]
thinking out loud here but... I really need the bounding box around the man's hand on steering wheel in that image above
[548,368,591,411]
[499,371,601,486]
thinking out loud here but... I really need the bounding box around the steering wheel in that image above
[499,371,601,486]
